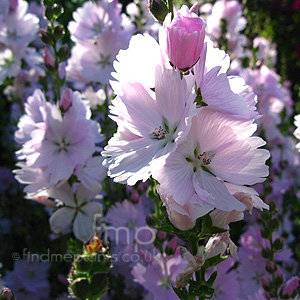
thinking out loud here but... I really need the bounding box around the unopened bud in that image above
[165,236,178,255]
[43,48,56,70]
[130,189,140,202]
[40,29,52,44]
[86,237,103,253]
[53,25,64,39]
[261,276,272,291]
[60,88,72,112]
[156,232,167,242]
[148,0,169,23]
[146,214,156,227]
[266,261,277,274]
[274,269,284,287]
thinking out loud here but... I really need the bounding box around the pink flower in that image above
[157,185,213,231]
[210,183,269,228]
[16,89,101,186]
[161,5,206,71]
[111,33,163,96]
[152,107,269,212]
[48,182,102,242]
[132,253,186,300]
[194,41,259,120]
[102,66,196,185]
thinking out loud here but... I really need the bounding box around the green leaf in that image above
[262,247,273,260]
[173,287,195,300]
[206,271,218,287]
[203,254,228,269]
[270,219,280,232]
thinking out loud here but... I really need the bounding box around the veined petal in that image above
[194,170,246,212]
[50,207,74,233]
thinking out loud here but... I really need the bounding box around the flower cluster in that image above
[0,0,43,84]
[14,88,106,241]
[2,0,300,299]
[66,0,133,85]
[103,4,269,233]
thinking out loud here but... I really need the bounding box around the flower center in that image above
[125,220,137,231]
[93,22,104,35]
[185,149,214,172]
[56,139,70,152]
[197,152,212,166]
[160,276,172,289]
[152,126,167,140]
[98,54,111,68]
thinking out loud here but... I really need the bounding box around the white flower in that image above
[49,182,102,242]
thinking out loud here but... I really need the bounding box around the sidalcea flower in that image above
[160,5,206,71]
[66,31,130,85]
[66,0,133,85]
[152,107,269,211]
[110,33,163,96]
[194,40,259,120]
[68,0,131,42]
[14,89,49,145]
[157,185,213,231]
[4,259,50,300]
[15,89,102,186]
[102,65,196,185]
[281,276,299,298]
[13,162,51,197]
[205,258,240,300]
[176,232,237,288]
[176,246,205,288]
[68,0,113,42]
[75,156,107,194]
[132,253,186,300]
[206,0,245,40]
[0,48,21,83]
[0,0,39,47]
[210,183,269,229]
[105,199,155,256]
[49,182,102,242]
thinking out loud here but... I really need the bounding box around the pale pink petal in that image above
[194,170,245,211]
[73,202,102,242]
[50,207,74,233]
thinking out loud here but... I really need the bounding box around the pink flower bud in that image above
[44,48,55,69]
[60,88,72,112]
[261,276,271,290]
[157,231,167,241]
[167,236,178,252]
[163,5,206,71]
[130,189,140,202]
[282,276,299,297]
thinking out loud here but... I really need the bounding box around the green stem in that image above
[168,0,174,19]
[103,84,111,143]
[50,20,61,101]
